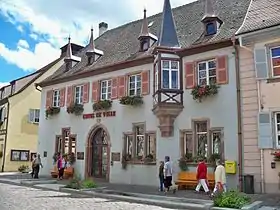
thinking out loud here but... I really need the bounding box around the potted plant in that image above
[18,165,29,173]
[67,103,84,115]
[92,100,113,111]
[52,152,58,165]
[119,95,143,106]
[144,154,154,163]
[68,152,76,166]
[45,106,60,118]
[272,151,280,161]
[191,84,219,102]
[208,153,221,165]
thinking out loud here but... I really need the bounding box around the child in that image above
[159,161,164,191]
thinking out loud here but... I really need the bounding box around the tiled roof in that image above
[43,0,250,84]
[236,0,280,35]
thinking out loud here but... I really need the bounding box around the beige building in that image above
[236,0,280,193]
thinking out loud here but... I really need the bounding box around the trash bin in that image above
[243,174,254,194]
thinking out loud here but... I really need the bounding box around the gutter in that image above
[1,100,10,172]
[232,37,243,191]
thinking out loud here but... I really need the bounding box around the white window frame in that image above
[161,60,179,89]
[128,74,142,96]
[274,112,280,147]
[52,90,60,107]
[271,46,280,77]
[29,109,40,124]
[74,85,83,104]
[197,59,217,85]
[100,80,112,100]
[155,63,159,92]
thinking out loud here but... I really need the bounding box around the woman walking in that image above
[212,159,227,196]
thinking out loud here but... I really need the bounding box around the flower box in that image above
[92,100,112,111]
[191,84,219,102]
[67,103,84,115]
[45,106,60,118]
[119,96,143,106]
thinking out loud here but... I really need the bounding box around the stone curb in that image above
[60,187,211,210]
[211,201,263,210]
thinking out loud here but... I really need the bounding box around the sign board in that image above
[83,111,116,119]
[77,152,84,160]
[111,152,121,161]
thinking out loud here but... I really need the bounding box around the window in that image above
[271,46,280,77]
[28,109,40,123]
[0,89,4,99]
[100,80,112,100]
[180,121,223,161]
[74,85,83,104]
[11,83,15,94]
[206,22,216,36]
[0,107,5,122]
[197,60,217,85]
[162,60,179,89]
[141,40,149,51]
[10,150,30,161]
[52,90,60,107]
[123,124,156,162]
[274,113,280,147]
[129,74,141,96]
[155,63,159,92]
[55,133,76,154]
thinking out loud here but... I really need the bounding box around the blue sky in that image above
[0,0,192,88]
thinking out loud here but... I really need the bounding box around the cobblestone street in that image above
[0,183,174,210]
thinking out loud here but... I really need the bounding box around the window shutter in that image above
[66,86,73,107]
[141,70,150,95]
[45,90,53,108]
[118,76,126,98]
[185,62,195,89]
[92,81,99,102]
[254,48,268,79]
[258,112,273,149]
[83,82,90,103]
[216,55,228,84]
[28,109,34,123]
[111,78,118,99]
[60,88,66,107]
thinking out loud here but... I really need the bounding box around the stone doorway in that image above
[85,125,110,180]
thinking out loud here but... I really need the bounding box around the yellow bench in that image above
[175,171,215,190]
[50,165,74,179]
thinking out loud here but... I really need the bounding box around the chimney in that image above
[99,22,108,36]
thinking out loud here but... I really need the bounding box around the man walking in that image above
[164,156,174,193]
[195,157,210,194]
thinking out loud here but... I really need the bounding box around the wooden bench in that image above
[175,171,215,190]
[50,166,74,179]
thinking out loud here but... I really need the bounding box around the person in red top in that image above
[195,157,210,194]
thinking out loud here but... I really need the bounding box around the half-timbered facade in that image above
[37,0,250,189]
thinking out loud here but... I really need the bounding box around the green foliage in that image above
[191,84,219,102]
[52,152,58,164]
[66,175,97,189]
[68,152,76,165]
[45,107,60,118]
[67,103,84,115]
[92,100,112,111]
[18,165,29,172]
[213,190,251,209]
[208,153,221,164]
[119,96,143,106]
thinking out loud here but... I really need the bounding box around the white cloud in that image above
[0,41,60,71]
[17,25,24,32]
[17,39,29,49]
[0,0,196,72]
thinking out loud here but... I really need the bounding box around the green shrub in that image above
[82,179,97,189]
[213,190,251,209]
[18,165,29,172]
[65,176,97,189]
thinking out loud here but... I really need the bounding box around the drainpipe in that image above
[239,35,265,193]
[232,37,243,191]
[1,101,10,172]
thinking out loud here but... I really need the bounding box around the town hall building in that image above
[37,0,251,190]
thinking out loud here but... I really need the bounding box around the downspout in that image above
[232,37,243,191]
[1,100,10,172]
[239,36,265,193]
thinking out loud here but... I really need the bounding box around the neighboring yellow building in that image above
[0,58,64,172]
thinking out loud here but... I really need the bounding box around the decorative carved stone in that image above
[152,103,183,137]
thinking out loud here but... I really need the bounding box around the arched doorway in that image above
[86,126,110,180]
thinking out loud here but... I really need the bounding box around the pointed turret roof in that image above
[158,0,180,48]
[87,28,95,53]
[201,0,222,23]
[138,8,149,39]
[64,36,72,61]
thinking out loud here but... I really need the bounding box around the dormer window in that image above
[140,40,149,51]
[206,22,216,36]
[87,56,95,65]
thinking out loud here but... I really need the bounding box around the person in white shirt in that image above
[164,156,174,193]
[212,159,227,196]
